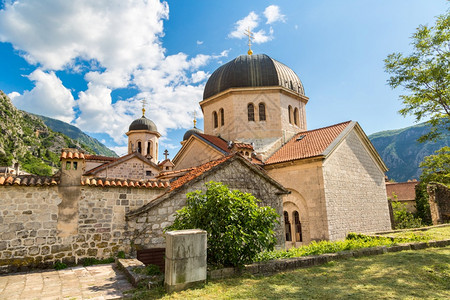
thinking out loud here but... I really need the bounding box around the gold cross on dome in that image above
[141,99,147,116]
[193,111,197,128]
[244,27,254,55]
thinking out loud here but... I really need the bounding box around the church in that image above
[80,52,392,246]
[0,51,392,271]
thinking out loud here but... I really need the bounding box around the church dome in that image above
[203,54,305,100]
[129,116,158,132]
[183,127,203,141]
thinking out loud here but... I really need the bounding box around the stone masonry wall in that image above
[428,183,450,225]
[0,185,164,272]
[322,130,391,240]
[127,159,286,250]
[95,157,159,179]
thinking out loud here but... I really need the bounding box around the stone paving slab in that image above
[0,263,133,300]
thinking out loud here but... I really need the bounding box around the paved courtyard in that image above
[0,263,133,300]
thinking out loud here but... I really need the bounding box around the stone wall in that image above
[428,183,450,225]
[0,184,164,272]
[322,130,391,240]
[94,157,159,179]
[127,158,286,250]
[266,159,330,244]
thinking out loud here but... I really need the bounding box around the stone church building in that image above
[0,53,391,270]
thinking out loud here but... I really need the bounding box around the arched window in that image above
[293,211,302,242]
[259,103,266,121]
[147,141,152,156]
[284,211,292,242]
[288,106,293,124]
[220,108,224,126]
[213,111,218,128]
[248,103,255,121]
[137,141,142,154]
[294,108,299,126]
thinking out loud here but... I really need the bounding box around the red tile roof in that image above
[168,155,233,191]
[233,142,254,150]
[386,181,419,201]
[81,177,170,189]
[265,121,352,165]
[197,133,231,154]
[0,175,59,186]
[85,154,116,162]
[60,149,85,160]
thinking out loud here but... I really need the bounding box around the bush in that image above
[391,200,424,229]
[166,181,280,268]
[54,261,67,270]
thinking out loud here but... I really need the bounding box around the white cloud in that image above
[229,11,259,40]
[264,5,286,24]
[0,0,230,151]
[10,69,75,123]
[228,8,277,44]
[196,40,203,45]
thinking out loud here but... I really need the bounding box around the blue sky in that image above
[0,0,448,159]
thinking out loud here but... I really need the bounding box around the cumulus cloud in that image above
[264,5,286,24]
[9,69,75,123]
[228,5,285,44]
[0,0,228,149]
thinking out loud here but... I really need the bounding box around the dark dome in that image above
[129,116,158,132]
[203,54,304,100]
[183,127,203,141]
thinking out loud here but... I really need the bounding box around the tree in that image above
[384,11,450,142]
[166,181,280,268]
[419,146,450,185]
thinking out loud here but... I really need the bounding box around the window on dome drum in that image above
[147,141,152,156]
[284,211,292,242]
[220,108,224,126]
[288,105,293,124]
[293,211,302,242]
[248,103,255,121]
[73,162,78,170]
[66,162,71,170]
[137,141,142,154]
[259,103,266,121]
[213,111,218,128]
[294,108,299,126]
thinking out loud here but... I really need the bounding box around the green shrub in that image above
[166,181,279,268]
[82,257,115,267]
[54,261,68,270]
[391,200,424,229]
[117,251,126,259]
[255,232,431,262]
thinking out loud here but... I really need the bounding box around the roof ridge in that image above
[297,120,352,135]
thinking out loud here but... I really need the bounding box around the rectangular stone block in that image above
[165,229,207,293]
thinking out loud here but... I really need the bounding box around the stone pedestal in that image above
[164,229,207,293]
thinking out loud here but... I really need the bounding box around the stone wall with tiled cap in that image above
[0,181,166,273]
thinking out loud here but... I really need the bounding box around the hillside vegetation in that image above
[369,123,449,182]
[0,91,112,176]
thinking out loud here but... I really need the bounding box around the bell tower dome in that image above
[126,104,160,164]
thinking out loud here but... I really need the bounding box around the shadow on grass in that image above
[124,247,450,299]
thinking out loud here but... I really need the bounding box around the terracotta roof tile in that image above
[60,149,85,160]
[0,175,60,186]
[84,154,116,161]
[265,121,352,165]
[169,155,233,192]
[233,142,254,150]
[197,133,231,154]
[80,177,169,189]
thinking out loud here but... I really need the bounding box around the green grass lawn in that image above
[126,246,450,299]
[382,225,450,241]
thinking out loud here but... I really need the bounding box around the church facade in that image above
[0,53,391,271]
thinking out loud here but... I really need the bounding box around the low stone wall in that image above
[208,240,450,280]
[0,185,163,273]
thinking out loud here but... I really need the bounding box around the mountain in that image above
[368,123,449,182]
[0,90,115,176]
[36,114,117,157]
